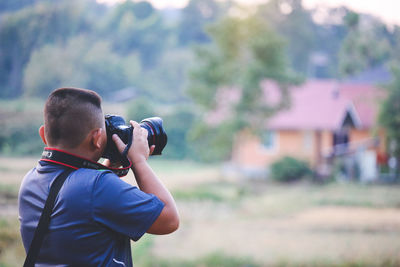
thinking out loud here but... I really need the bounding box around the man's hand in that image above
[102,159,121,168]
[112,121,155,164]
[111,121,179,234]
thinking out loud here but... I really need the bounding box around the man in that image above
[18,88,179,266]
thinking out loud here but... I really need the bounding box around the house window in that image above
[262,130,277,151]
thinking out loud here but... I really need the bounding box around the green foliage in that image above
[177,0,227,45]
[0,0,93,97]
[0,122,43,155]
[189,15,291,113]
[102,0,168,68]
[126,101,197,160]
[162,106,197,159]
[270,156,312,182]
[338,10,391,77]
[0,218,24,266]
[129,49,195,103]
[148,158,217,175]
[188,13,294,161]
[258,0,316,76]
[172,186,223,202]
[190,252,259,267]
[0,0,176,99]
[172,181,247,202]
[23,36,132,97]
[126,97,156,121]
[0,100,43,155]
[188,120,239,162]
[379,66,400,161]
[0,184,18,200]
[134,250,260,267]
[4,0,400,162]
[344,11,360,29]
[2,0,400,102]
[131,235,154,266]
[0,0,41,13]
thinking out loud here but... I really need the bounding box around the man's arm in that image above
[131,160,179,234]
[112,121,179,234]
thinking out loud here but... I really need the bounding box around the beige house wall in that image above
[232,128,387,169]
[349,129,370,143]
[232,129,334,168]
[349,128,387,154]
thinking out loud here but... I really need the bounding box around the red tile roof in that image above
[206,79,383,130]
[339,83,384,129]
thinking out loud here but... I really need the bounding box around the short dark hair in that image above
[44,88,104,148]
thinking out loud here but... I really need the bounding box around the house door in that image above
[333,129,349,155]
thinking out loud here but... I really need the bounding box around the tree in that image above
[257,0,316,76]
[0,0,39,13]
[129,48,195,103]
[311,7,348,78]
[162,106,197,159]
[338,10,391,77]
[188,13,296,160]
[102,1,169,69]
[389,25,400,63]
[23,36,135,97]
[190,14,294,116]
[0,0,93,97]
[379,66,400,177]
[177,0,228,45]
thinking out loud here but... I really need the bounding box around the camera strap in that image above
[121,127,133,160]
[23,168,74,267]
[41,148,132,177]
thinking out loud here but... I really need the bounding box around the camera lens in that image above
[139,117,167,155]
[103,115,167,162]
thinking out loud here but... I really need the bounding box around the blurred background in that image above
[1,0,400,266]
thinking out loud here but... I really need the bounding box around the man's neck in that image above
[50,145,100,162]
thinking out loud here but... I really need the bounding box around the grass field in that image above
[1,157,400,266]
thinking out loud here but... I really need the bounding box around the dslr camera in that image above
[103,115,167,162]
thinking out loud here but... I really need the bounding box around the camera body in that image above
[103,115,167,162]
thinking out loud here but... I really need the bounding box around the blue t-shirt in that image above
[18,161,164,266]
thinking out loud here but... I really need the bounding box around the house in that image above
[230,79,387,181]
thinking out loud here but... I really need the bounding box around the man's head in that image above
[40,88,106,159]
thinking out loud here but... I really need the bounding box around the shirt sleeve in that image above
[91,171,165,241]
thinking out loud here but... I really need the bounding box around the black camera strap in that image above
[23,168,74,267]
[41,148,132,177]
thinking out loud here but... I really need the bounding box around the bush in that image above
[270,156,312,182]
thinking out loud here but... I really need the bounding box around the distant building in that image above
[228,79,387,181]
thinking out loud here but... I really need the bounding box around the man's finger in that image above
[149,145,155,155]
[130,120,141,132]
[103,159,111,167]
[112,134,126,153]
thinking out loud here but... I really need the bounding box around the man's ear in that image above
[39,125,47,145]
[91,128,104,150]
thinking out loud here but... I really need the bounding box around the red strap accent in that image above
[40,159,79,170]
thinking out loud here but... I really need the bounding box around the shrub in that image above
[270,156,312,182]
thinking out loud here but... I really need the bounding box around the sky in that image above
[97,0,400,26]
